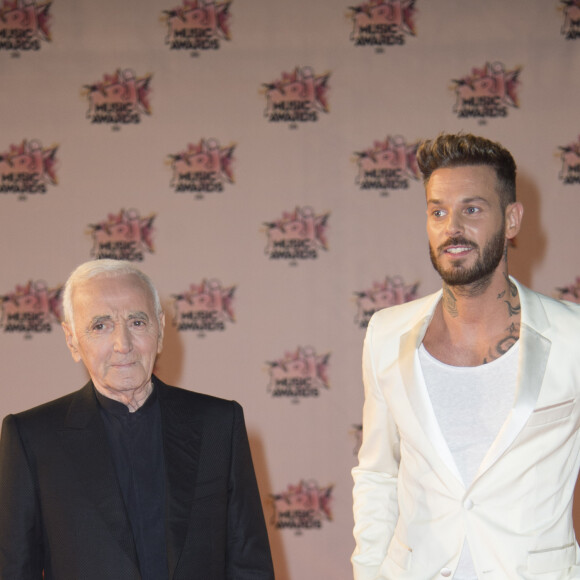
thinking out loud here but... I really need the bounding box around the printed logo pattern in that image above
[1,280,62,335]
[354,275,419,328]
[264,206,330,262]
[267,346,330,400]
[452,62,521,120]
[271,480,333,531]
[0,0,51,53]
[172,279,236,333]
[558,136,580,184]
[349,0,416,48]
[354,135,420,193]
[163,0,231,51]
[556,277,580,303]
[83,69,152,126]
[168,139,235,195]
[561,0,580,39]
[0,139,57,198]
[262,67,330,125]
[88,209,156,261]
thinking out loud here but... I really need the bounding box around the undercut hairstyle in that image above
[62,259,162,333]
[416,133,517,210]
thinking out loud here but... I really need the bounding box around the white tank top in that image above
[419,341,519,580]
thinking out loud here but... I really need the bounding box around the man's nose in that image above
[444,211,464,236]
[113,324,132,353]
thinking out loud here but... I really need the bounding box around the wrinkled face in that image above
[62,274,164,398]
[426,165,518,287]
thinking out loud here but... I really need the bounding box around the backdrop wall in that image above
[1,1,579,578]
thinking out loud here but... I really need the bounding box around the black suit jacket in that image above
[0,377,274,580]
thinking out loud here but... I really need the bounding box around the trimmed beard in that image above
[429,223,506,287]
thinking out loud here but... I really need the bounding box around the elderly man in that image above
[352,133,580,579]
[0,259,274,580]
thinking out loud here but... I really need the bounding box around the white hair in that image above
[62,260,162,334]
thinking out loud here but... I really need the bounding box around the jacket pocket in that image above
[386,534,413,571]
[527,543,576,574]
[526,399,575,428]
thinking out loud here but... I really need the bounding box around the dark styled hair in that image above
[416,133,517,210]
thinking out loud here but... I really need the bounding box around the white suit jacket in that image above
[352,279,580,579]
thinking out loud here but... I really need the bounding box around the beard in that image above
[429,224,506,287]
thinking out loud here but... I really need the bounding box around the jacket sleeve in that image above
[225,402,275,580]
[0,414,44,579]
[351,318,401,580]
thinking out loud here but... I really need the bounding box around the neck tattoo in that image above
[483,277,521,364]
[442,285,458,318]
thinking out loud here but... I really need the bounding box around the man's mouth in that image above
[439,238,477,256]
[444,246,473,255]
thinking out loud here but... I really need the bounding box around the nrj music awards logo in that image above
[452,62,521,121]
[266,346,330,401]
[271,480,333,532]
[163,0,231,52]
[172,279,235,333]
[348,0,417,49]
[0,139,58,198]
[88,209,156,261]
[83,69,152,127]
[1,280,62,336]
[354,275,419,328]
[262,67,330,126]
[557,277,580,303]
[561,1,580,39]
[168,139,235,197]
[263,206,330,263]
[354,135,420,194]
[558,136,580,184]
[0,0,51,54]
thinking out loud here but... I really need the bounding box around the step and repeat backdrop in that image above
[1,1,579,578]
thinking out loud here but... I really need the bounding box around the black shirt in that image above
[96,384,169,580]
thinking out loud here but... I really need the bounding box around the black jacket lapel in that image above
[157,379,202,579]
[58,383,140,572]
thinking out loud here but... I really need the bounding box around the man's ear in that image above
[157,311,165,355]
[505,201,524,241]
[62,322,82,363]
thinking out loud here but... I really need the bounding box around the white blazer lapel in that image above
[398,294,465,486]
[475,280,551,479]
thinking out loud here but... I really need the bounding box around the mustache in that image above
[438,237,479,253]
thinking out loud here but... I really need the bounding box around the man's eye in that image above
[92,323,105,331]
[466,207,479,214]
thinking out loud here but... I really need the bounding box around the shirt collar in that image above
[94,381,158,416]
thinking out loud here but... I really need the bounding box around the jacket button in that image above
[441,568,452,577]
[464,498,474,510]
